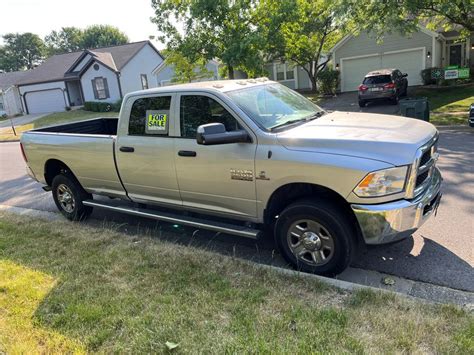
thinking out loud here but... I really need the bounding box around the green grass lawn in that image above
[0,212,472,353]
[0,109,119,141]
[411,84,473,125]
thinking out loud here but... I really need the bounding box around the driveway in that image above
[319,90,407,115]
[0,113,47,129]
[0,127,473,292]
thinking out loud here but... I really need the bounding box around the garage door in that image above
[381,50,424,86]
[340,49,424,92]
[25,89,66,114]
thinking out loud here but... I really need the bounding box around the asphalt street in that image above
[0,127,473,292]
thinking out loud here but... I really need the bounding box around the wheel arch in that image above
[264,182,363,245]
[44,159,80,187]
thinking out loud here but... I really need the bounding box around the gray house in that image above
[331,27,473,92]
[4,41,163,114]
[153,59,222,86]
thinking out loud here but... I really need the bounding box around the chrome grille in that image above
[407,133,439,198]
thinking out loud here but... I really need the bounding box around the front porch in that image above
[65,80,84,107]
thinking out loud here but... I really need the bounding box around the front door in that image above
[115,94,182,206]
[174,93,258,218]
[449,44,462,67]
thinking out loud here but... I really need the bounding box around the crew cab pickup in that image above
[21,79,442,275]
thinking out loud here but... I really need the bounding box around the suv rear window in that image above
[363,75,391,84]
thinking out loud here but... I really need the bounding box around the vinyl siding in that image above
[120,44,163,93]
[81,62,120,103]
[334,31,434,68]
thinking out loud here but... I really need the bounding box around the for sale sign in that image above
[444,69,459,80]
[458,68,470,79]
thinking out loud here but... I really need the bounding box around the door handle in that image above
[119,146,135,153]
[178,150,197,157]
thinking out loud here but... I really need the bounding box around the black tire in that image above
[52,174,93,221]
[390,95,399,105]
[358,100,366,108]
[274,199,355,276]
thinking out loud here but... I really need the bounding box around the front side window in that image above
[180,95,241,139]
[93,77,109,99]
[129,96,172,135]
[227,83,324,131]
[141,74,149,90]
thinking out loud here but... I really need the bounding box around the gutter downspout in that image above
[116,72,123,99]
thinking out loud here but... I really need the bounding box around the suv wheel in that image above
[274,199,355,276]
[52,174,93,221]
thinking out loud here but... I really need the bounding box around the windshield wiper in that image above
[270,111,325,132]
[270,118,309,131]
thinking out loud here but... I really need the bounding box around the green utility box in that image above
[399,97,430,122]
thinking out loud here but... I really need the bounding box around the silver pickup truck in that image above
[21,79,442,275]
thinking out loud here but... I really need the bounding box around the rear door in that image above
[115,93,182,206]
[174,92,258,218]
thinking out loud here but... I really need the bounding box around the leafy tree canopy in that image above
[162,49,214,83]
[151,0,266,79]
[0,33,45,71]
[81,25,129,49]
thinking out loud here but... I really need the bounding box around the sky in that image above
[0,0,168,48]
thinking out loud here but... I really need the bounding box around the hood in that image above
[277,111,437,166]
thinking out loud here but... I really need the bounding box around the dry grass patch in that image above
[0,212,472,353]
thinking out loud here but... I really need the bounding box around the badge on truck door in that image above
[145,110,169,135]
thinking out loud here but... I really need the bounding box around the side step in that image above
[83,200,260,239]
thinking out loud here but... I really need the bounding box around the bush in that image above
[317,68,339,95]
[420,68,440,85]
[84,101,113,112]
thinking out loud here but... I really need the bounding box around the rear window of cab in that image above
[363,75,391,84]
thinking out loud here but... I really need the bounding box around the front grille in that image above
[416,171,429,186]
[414,135,438,193]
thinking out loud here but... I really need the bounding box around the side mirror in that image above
[402,73,408,77]
[196,123,250,145]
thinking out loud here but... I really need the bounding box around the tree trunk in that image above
[309,75,317,93]
[228,65,235,79]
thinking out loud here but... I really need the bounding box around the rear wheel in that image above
[52,174,93,221]
[274,199,355,276]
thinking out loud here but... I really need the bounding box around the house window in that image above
[274,63,296,81]
[141,74,149,90]
[92,77,109,100]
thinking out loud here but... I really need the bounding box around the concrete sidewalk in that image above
[0,113,47,129]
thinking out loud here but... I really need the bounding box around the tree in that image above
[163,50,213,83]
[0,33,45,71]
[81,25,129,49]
[45,27,84,55]
[151,0,265,79]
[352,0,473,38]
[260,0,352,92]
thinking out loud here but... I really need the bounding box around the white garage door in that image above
[381,50,424,86]
[341,49,424,92]
[26,89,66,114]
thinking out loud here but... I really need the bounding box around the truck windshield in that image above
[226,83,325,131]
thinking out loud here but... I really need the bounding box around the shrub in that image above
[420,68,440,85]
[111,99,123,112]
[317,68,339,95]
[83,101,113,112]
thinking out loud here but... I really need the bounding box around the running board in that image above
[83,200,260,239]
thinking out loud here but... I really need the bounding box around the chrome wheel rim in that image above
[57,184,75,213]
[287,219,335,266]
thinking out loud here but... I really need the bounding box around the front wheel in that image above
[274,199,355,276]
[52,174,93,221]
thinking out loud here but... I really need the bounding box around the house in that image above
[153,59,221,86]
[0,70,30,116]
[330,27,474,92]
[11,41,163,114]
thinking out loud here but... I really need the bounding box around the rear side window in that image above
[363,75,391,84]
[179,95,241,139]
[129,96,172,135]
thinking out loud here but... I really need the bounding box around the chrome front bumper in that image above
[351,168,442,245]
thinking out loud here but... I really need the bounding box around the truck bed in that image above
[33,117,118,135]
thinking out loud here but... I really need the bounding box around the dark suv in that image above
[358,69,408,107]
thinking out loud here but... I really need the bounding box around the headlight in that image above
[354,166,408,197]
